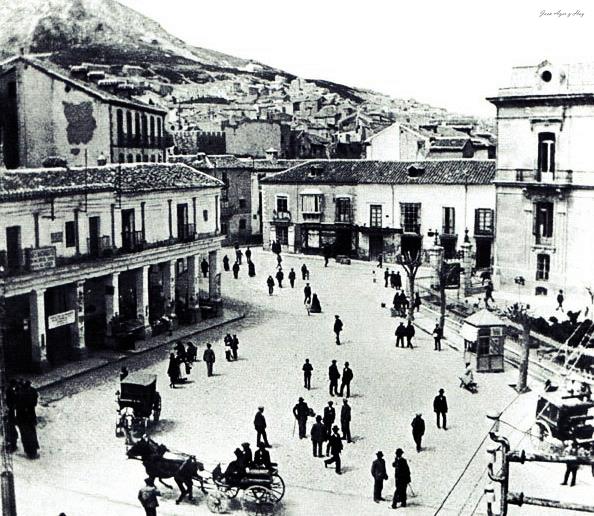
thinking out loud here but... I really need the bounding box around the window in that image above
[442,207,455,234]
[65,221,76,247]
[221,221,228,235]
[239,219,247,230]
[307,229,320,248]
[157,118,162,147]
[400,203,421,233]
[149,116,155,146]
[276,195,288,213]
[336,197,351,223]
[136,154,142,162]
[475,208,494,235]
[538,132,555,175]
[370,205,382,228]
[127,154,133,163]
[301,194,322,213]
[119,153,125,163]
[134,112,141,145]
[126,111,132,145]
[116,109,124,145]
[239,198,247,209]
[534,202,554,242]
[536,254,550,281]
[150,155,156,163]
[203,209,209,222]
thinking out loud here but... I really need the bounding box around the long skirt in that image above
[17,422,39,458]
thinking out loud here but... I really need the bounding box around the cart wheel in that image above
[213,478,239,499]
[270,474,285,502]
[153,392,162,422]
[206,491,227,513]
[242,486,275,515]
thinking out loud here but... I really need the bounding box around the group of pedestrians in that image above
[224,333,240,362]
[223,244,256,279]
[5,379,40,459]
[327,360,353,397]
[166,341,197,387]
[394,321,415,348]
[371,449,412,509]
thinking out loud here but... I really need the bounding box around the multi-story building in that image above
[261,159,496,266]
[0,55,166,169]
[488,60,594,297]
[0,163,223,373]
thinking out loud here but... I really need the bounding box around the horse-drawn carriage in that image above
[115,373,161,438]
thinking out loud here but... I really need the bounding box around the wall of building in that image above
[225,121,289,158]
[366,124,400,160]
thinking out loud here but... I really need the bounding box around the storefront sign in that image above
[26,246,56,271]
[48,310,76,329]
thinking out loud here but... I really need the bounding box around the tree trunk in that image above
[516,318,531,393]
[407,274,415,324]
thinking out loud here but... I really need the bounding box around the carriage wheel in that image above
[206,491,227,513]
[153,392,162,422]
[213,478,239,499]
[270,474,285,502]
[242,486,275,515]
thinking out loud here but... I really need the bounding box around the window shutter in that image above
[532,204,538,236]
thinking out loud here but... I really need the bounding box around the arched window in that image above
[126,111,132,146]
[135,113,141,146]
[119,153,125,163]
[136,154,142,162]
[149,116,155,147]
[142,114,148,147]
[127,154,133,163]
[116,109,124,145]
[157,117,162,147]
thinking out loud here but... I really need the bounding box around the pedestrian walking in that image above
[433,388,448,430]
[167,352,180,387]
[393,291,401,315]
[411,414,425,452]
[395,322,406,348]
[266,275,275,295]
[16,380,40,459]
[390,270,397,289]
[371,451,388,502]
[311,415,325,457]
[230,334,239,361]
[333,315,343,345]
[433,323,443,351]
[304,283,312,304]
[406,322,415,348]
[414,292,422,312]
[201,258,209,278]
[324,426,343,474]
[340,362,353,398]
[248,259,256,277]
[301,263,309,280]
[288,268,296,288]
[293,397,311,439]
[138,477,161,516]
[236,247,243,265]
[391,449,411,509]
[323,245,331,267]
[384,269,390,288]
[310,293,322,313]
[305,297,312,316]
[232,261,240,279]
[561,439,580,486]
[394,271,402,290]
[322,401,336,444]
[328,360,340,396]
[223,255,230,272]
[399,291,409,317]
[275,268,284,288]
[340,398,352,443]
[245,246,252,262]
[254,406,271,448]
[484,280,495,308]
[377,254,383,268]
[557,289,565,312]
[303,359,313,389]
[276,253,282,269]
[203,343,215,377]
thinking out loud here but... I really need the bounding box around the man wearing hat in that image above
[411,413,425,452]
[293,397,311,439]
[253,442,272,469]
[240,442,253,468]
[324,425,343,474]
[433,388,448,430]
[340,399,352,443]
[328,360,341,396]
[333,315,344,345]
[254,406,271,448]
[310,415,325,457]
[371,451,388,502]
[391,448,411,509]
[224,448,246,482]
[323,401,336,454]
[138,477,161,516]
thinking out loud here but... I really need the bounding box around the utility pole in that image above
[507,302,531,393]
[0,294,17,516]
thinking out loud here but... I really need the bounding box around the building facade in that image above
[0,56,166,169]
[489,60,594,297]
[261,160,496,266]
[0,163,223,373]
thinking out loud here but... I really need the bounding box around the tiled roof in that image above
[168,154,214,169]
[207,155,249,169]
[251,159,306,171]
[0,163,222,201]
[260,159,495,185]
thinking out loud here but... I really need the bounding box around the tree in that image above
[396,246,423,324]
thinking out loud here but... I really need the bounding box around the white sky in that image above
[120,0,593,117]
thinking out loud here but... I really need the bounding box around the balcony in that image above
[178,223,196,243]
[499,168,574,185]
[302,211,322,222]
[335,210,353,224]
[402,223,421,234]
[272,210,292,223]
[122,230,146,253]
[87,235,114,257]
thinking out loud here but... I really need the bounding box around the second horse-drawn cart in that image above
[115,373,161,438]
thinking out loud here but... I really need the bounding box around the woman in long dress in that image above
[310,293,322,313]
[167,353,180,388]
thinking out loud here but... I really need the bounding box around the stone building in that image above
[261,159,495,265]
[0,55,166,169]
[0,163,223,373]
[224,120,291,158]
[488,60,594,297]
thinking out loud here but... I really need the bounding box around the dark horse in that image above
[127,436,205,504]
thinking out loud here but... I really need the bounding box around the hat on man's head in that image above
[395,448,404,456]
[439,388,444,394]
[376,451,384,457]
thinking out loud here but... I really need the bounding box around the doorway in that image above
[475,238,492,269]
[369,234,383,261]
[88,216,100,256]
[6,226,22,271]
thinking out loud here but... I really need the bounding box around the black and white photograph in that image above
[0,0,593,514]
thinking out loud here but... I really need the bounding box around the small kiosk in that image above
[461,309,506,372]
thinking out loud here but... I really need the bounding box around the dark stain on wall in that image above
[62,101,97,145]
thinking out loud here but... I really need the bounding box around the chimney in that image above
[265,148,279,161]
[97,153,107,166]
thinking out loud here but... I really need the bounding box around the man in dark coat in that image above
[406,322,415,349]
[433,323,443,351]
[301,263,309,280]
[394,271,402,290]
[245,247,252,262]
[201,258,209,278]
[433,388,448,430]
[236,248,243,265]
[240,442,253,468]
[384,269,390,288]
[16,381,39,459]
[340,398,352,443]
[232,261,240,279]
[328,360,340,396]
[203,344,215,377]
[288,268,296,288]
[223,255,230,271]
[304,283,312,304]
[266,275,275,295]
[322,401,336,446]
[302,359,313,390]
[395,322,406,348]
[340,362,353,398]
[254,407,271,447]
[230,335,239,361]
[253,442,272,469]
[310,415,325,457]
[411,413,425,452]
[323,245,331,267]
[292,397,311,439]
[390,270,397,289]
[248,260,256,277]
[371,451,389,502]
[391,449,411,508]
[138,477,161,516]
[275,268,284,288]
[167,353,180,387]
[399,292,409,317]
[333,315,344,345]
[393,291,401,315]
[557,289,565,312]
[485,280,495,308]
[324,426,343,474]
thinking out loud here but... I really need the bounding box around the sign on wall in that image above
[51,232,63,243]
[48,309,76,329]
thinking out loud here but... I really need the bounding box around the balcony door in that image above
[6,226,21,271]
[88,216,100,256]
[121,209,135,249]
[177,203,189,240]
